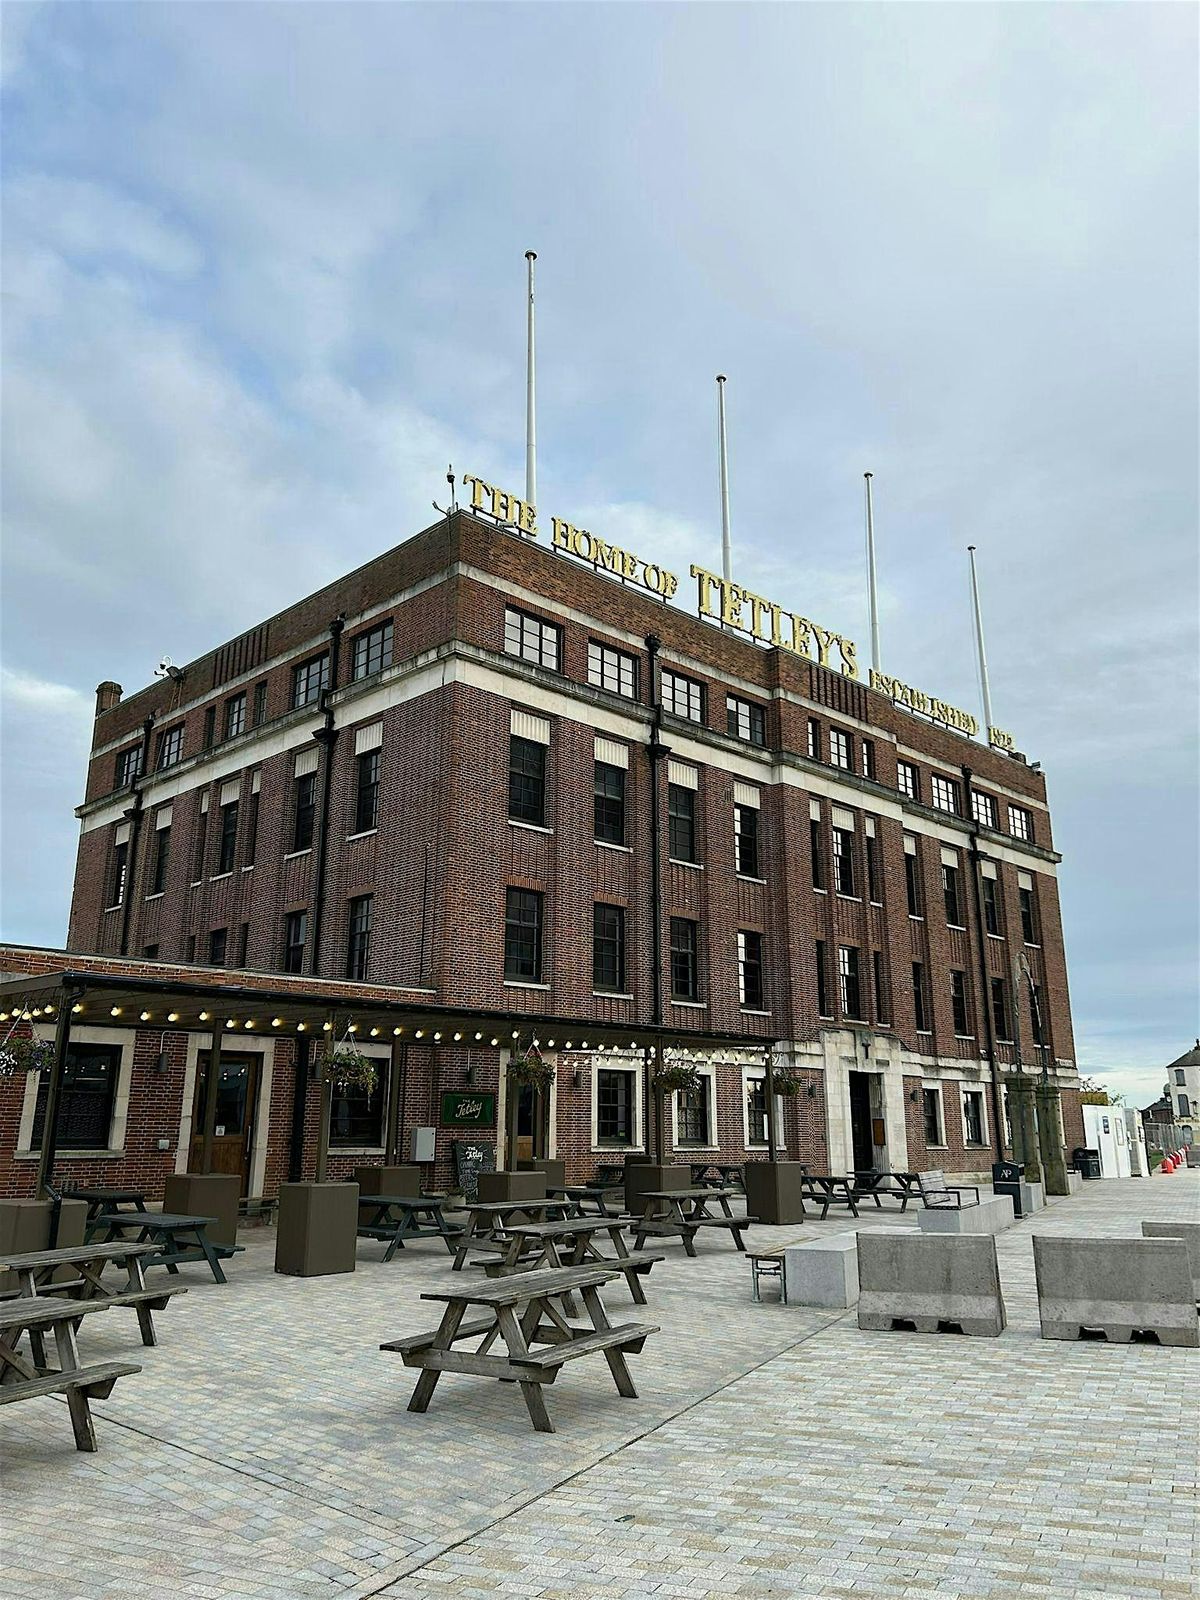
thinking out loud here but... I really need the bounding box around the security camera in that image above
[154,657,185,681]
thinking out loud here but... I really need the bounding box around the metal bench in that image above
[917,1170,980,1209]
[748,1247,787,1302]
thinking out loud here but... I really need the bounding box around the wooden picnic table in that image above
[90,1212,241,1285]
[489,1216,665,1305]
[798,1174,860,1220]
[0,1297,140,1452]
[356,1195,464,1262]
[849,1171,919,1211]
[631,1188,751,1256]
[547,1183,622,1217]
[59,1187,149,1224]
[0,1241,186,1352]
[450,1197,577,1271]
[380,1263,658,1433]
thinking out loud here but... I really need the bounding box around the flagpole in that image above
[865,471,881,674]
[525,250,537,510]
[717,374,732,584]
[968,545,994,741]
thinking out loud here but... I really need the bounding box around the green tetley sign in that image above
[440,1092,496,1127]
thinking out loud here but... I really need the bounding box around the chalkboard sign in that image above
[453,1137,497,1203]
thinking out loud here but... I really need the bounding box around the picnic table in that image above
[849,1170,919,1211]
[59,1187,149,1224]
[690,1163,746,1192]
[0,1298,140,1452]
[356,1195,464,1262]
[798,1174,860,1220]
[0,1241,186,1351]
[630,1188,751,1256]
[380,1263,658,1433]
[547,1183,622,1217]
[451,1198,577,1271]
[489,1216,665,1305]
[90,1212,241,1285]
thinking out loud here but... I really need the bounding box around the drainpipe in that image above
[645,635,669,1163]
[308,616,345,976]
[962,766,1005,1164]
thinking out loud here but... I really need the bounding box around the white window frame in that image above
[829,728,851,770]
[587,640,637,699]
[591,1056,644,1153]
[661,669,704,723]
[671,1060,717,1151]
[971,790,997,830]
[921,1083,946,1149]
[897,760,917,799]
[1008,804,1032,841]
[931,774,960,814]
[961,1085,988,1148]
[742,1065,786,1152]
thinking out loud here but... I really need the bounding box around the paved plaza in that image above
[2,1174,1197,1600]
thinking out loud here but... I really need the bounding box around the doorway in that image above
[188,1052,259,1194]
[849,1071,886,1173]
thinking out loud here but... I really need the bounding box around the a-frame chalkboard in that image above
[452,1137,497,1203]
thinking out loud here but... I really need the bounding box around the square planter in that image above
[275,1183,359,1277]
[354,1165,422,1196]
[163,1173,242,1248]
[625,1163,691,1218]
[516,1158,566,1188]
[744,1161,808,1226]
[0,1199,87,1292]
[476,1170,547,1204]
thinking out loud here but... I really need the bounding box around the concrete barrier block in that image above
[856,1230,1005,1336]
[917,1195,1015,1236]
[1033,1236,1199,1347]
[784,1234,859,1309]
[1066,1170,1083,1195]
[1020,1181,1045,1213]
[1142,1222,1200,1303]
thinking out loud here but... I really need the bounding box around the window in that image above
[31,1044,120,1151]
[217,800,239,874]
[1176,1069,1187,1086]
[252,680,267,727]
[355,750,381,833]
[156,726,183,770]
[115,746,142,788]
[971,790,997,830]
[726,695,765,746]
[810,818,825,890]
[593,904,626,993]
[504,606,560,671]
[244,787,259,866]
[738,930,764,1009]
[588,640,638,699]
[815,941,831,1017]
[185,935,196,964]
[143,944,158,960]
[912,962,929,1031]
[351,620,393,681]
[963,1090,985,1146]
[943,862,963,927]
[670,918,699,1000]
[833,827,856,896]
[292,653,330,709]
[594,762,626,845]
[597,1067,636,1144]
[1029,981,1044,1047]
[283,910,307,974]
[905,847,922,916]
[661,669,705,723]
[224,693,247,741]
[838,946,862,1019]
[830,728,851,770]
[923,1087,943,1146]
[191,807,208,882]
[677,1076,711,1145]
[1019,884,1039,944]
[346,894,373,980]
[930,774,960,815]
[209,927,228,966]
[1178,1095,1191,1118]
[897,760,918,800]
[861,739,876,780]
[203,706,216,750]
[1009,805,1032,842]
[982,875,1001,936]
[807,718,821,760]
[668,784,697,863]
[504,888,544,982]
[734,804,760,877]
[747,1075,769,1146]
[950,970,971,1035]
[991,977,1011,1040]
[329,1068,385,1148]
[508,736,546,827]
[866,835,881,903]
[873,950,889,1024]
[109,839,128,908]
[151,825,171,895]
[292,773,316,852]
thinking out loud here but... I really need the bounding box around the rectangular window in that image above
[217,800,239,874]
[963,1090,985,1146]
[351,620,394,681]
[592,903,626,993]
[1179,1094,1191,1118]
[143,944,158,960]
[593,762,626,844]
[746,1075,768,1146]
[185,934,196,964]
[912,962,929,1031]
[203,706,216,750]
[866,835,881,903]
[951,970,970,1035]
[292,773,316,852]
[677,1077,711,1145]
[670,918,699,1000]
[838,946,862,1019]
[115,746,142,788]
[991,977,1011,1040]
[292,653,330,709]
[504,606,560,671]
[807,718,821,760]
[151,825,171,895]
[156,726,183,770]
[109,840,129,908]
[587,640,638,699]
[861,739,876,780]
[504,888,543,982]
[224,693,247,741]
[810,818,825,890]
[1020,884,1039,944]
[346,893,373,981]
[897,760,918,800]
[252,680,267,727]
[668,784,697,863]
[597,1068,635,1144]
[982,875,1001,936]
[355,750,381,833]
[283,910,307,974]
[726,695,765,746]
[815,941,831,1017]
[922,1087,943,1146]
[931,774,960,815]
[31,1044,120,1151]
[905,848,922,916]
[971,790,997,830]
[833,827,856,896]
[191,808,208,882]
[329,1070,385,1148]
[244,787,259,866]
[734,804,760,878]
[738,930,764,1009]
[1009,805,1032,842]
[830,728,851,770]
[508,735,547,827]
[209,927,228,966]
[873,950,889,1024]
[661,669,705,723]
[943,862,963,927]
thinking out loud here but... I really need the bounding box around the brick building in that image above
[0,495,1084,1200]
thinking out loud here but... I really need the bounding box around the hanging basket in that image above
[771,1072,803,1098]
[652,1062,703,1096]
[316,1044,378,1093]
[507,1044,556,1092]
[0,1035,55,1077]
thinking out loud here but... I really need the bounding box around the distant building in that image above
[1164,1040,1199,1145]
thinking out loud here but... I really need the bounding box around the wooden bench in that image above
[0,1242,187,1349]
[0,1299,140,1452]
[917,1170,981,1210]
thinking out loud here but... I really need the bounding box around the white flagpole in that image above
[525,250,537,510]
[968,545,994,741]
[717,374,732,583]
[864,471,881,674]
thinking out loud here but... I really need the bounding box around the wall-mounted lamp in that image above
[154,1051,169,1076]
[805,1084,817,1099]
[464,1060,475,1085]
[572,1068,584,1088]
[909,1088,920,1102]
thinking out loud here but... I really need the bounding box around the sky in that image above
[1,3,1196,1109]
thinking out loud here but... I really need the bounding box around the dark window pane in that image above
[504,888,543,981]
[329,1072,385,1147]
[209,927,228,965]
[151,825,171,895]
[597,1068,634,1143]
[816,941,831,1016]
[811,819,824,889]
[292,653,330,709]
[508,736,546,826]
[284,910,308,974]
[217,801,238,874]
[504,607,560,671]
[293,773,316,852]
[734,804,759,877]
[355,750,380,833]
[951,970,970,1034]
[670,918,699,1000]
[838,945,861,1019]
[593,903,626,992]
[593,762,626,844]
[351,621,394,681]
[346,894,373,980]
[31,1046,120,1151]
[587,641,638,698]
[738,930,763,1009]
[668,784,697,863]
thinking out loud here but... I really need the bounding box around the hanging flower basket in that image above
[652,1062,703,1096]
[316,1044,378,1093]
[770,1071,803,1097]
[507,1044,556,1092]
[0,1035,55,1077]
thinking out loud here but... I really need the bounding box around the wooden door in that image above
[189,1052,259,1194]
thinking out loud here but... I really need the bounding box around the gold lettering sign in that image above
[988,726,1015,751]
[690,564,859,678]
[551,518,679,601]
[868,669,978,737]
[461,474,538,537]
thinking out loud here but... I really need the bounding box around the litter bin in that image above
[1072,1147,1102,1180]
[992,1160,1026,1216]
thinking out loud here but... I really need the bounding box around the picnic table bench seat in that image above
[0,1298,141,1452]
[0,1242,188,1348]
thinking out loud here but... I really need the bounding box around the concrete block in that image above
[917,1195,1015,1236]
[1065,1170,1083,1195]
[1019,1180,1045,1213]
[1142,1222,1200,1302]
[856,1230,1005,1336]
[1033,1236,1199,1347]
[784,1234,859,1308]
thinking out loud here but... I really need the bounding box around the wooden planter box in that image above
[274,1183,359,1277]
[0,1199,87,1292]
[476,1170,547,1204]
[625,1163,691,1218]
[744,1160,808,1226]
[516,1158,566,1188]
[354,1165,422,1196]
[163,1173,242,1247]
